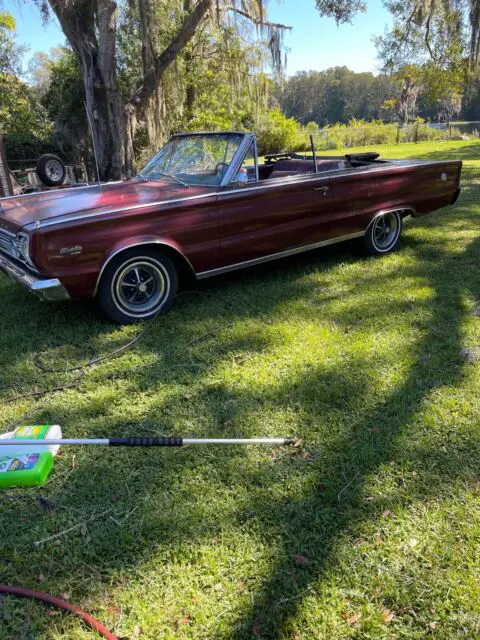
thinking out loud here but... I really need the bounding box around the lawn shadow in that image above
[223,234,480,638]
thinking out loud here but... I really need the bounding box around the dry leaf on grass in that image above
[382,609,394,623]
[293,553,310,568]
[252,617,262,636]
[341,611,361,625]
[352,538,366,547]
[175,617,190,628]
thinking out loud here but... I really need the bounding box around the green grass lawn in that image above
[1,139,480,639]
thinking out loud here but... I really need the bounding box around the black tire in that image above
[364,211,403,256]
[97,248,179,324]
[36,154,66,186]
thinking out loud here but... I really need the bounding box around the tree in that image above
[375,2,470,122]
[0,11,28,75]
[28,47,64,98]
[32,0,290,180]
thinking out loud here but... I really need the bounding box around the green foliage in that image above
[0,10,27,75]
[255,108,300,155]
[290,118,464,153]
[0,72,54,160]
[41,48,87,163]
[0,14,58,162]
[0,11,15,31]
[315,0,366,24]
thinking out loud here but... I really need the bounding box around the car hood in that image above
[0,179,211,231]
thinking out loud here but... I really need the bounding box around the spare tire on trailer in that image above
[36,154,66,186]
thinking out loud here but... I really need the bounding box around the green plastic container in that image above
[0,426,58,488]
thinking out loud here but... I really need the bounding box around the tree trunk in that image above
[50,0,126,180]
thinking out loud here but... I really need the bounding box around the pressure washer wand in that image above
[0,436,296,448]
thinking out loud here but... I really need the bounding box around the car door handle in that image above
[313,186,329,195]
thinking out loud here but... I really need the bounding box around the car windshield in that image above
[139,133,244,186]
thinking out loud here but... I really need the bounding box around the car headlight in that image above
[16,232,36,269]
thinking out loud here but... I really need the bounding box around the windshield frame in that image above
[139,132,254,188]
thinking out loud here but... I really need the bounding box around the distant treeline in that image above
[276,67,480,126]
[276,68,396,126]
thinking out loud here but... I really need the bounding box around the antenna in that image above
[310,133,318,173]
[84,101,102,190]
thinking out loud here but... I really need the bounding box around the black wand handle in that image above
[109,437,183,447]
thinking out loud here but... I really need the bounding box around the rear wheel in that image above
[97,248,178,324]
[364,211,403,255]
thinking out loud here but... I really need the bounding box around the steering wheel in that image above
[214,162,229,176]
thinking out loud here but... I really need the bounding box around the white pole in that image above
[0,438,292,447]
[183,438,289,445]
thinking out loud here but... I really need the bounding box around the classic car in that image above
[0,131,462,324]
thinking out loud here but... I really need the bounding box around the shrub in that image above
[255,109,300,156]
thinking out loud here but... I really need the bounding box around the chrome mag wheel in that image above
[369,211,402,253]
[98,248,179,324]
[112,259,170,317]
[112,259,170,318]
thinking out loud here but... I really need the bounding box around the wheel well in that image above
[95,242,196,296]
[367,207,414,229]
[146,243,196,285]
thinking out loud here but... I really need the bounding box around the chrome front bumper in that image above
[0,252,70,302]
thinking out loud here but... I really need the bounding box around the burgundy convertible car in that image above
[0,131,461,323]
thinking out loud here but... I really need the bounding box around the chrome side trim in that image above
[93,239,195,296]
[31,191,219,230]
[196,231,365,279]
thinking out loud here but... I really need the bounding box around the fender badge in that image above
[59,245,83,256]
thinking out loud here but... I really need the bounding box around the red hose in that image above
[0,584,119,640]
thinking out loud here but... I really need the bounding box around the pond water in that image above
[430,121,480,133]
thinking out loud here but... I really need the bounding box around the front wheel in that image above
[97,248,178,324]
[364,211,403,255]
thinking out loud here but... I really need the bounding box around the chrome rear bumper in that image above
[0,252,70,302]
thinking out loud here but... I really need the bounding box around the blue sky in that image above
[3,0,392,76]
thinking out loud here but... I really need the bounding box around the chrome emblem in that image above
[441,172,448,181]
[59,245,83,256]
